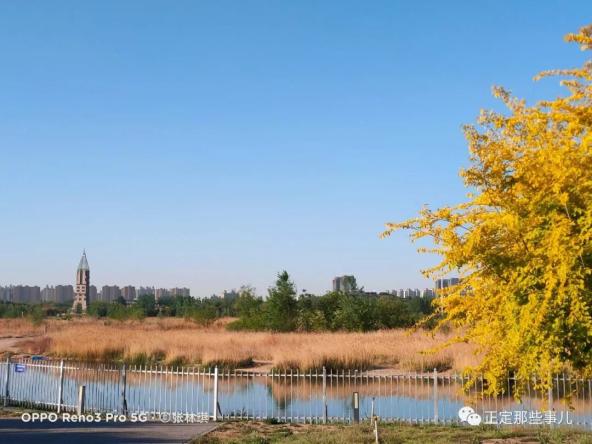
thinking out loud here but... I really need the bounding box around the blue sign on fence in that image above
[15,364,26,373]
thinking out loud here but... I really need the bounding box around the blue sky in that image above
[0,1,588,296]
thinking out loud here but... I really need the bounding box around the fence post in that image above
[119,364,127,415]
[3,357,10,407]
[213,366,219,422]
[370,397,375,423]
[374,419,379,444]
[352,392,360,424]
[77,385,86,415]
[57,359,64,413]
[433,368,439,423]
[322,366,327,424]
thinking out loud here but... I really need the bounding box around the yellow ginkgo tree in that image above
[382,25,592,396]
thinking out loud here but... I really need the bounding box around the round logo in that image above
[159,412,171,423]
[458,406,475,422]
[467,413,482,426]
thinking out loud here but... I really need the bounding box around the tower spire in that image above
[73,250,90,312]
[78,250,89,271]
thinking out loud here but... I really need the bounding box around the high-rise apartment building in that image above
[155,288,169,301]
[100,285,121,303]
[55,285,74,303]
[435,277,460,294]
[89,285,98,303]
[40,285,74,303]
[422,288,435,298]
[121,286,137,302]
[137,287,155,298]
[332,275,356,293]
[9,285,41,304]
[41,286,55,302]
[170,287,190,297]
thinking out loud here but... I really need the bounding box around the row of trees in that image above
[0,295,233,322]
[0,301,71,322]
[86,294,232,322]
[0,301,45,321]
[228,271,433,332]
[83,272,433,332]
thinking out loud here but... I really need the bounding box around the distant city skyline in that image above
[0,2,586,297]
[0,251,443,298]
[1,250,445,301]
[1,281,439,304]
[0,283,192,304]
[0,263,446,303]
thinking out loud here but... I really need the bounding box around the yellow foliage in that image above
[383,25,592,397]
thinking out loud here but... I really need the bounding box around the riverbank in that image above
[193,421,592,444]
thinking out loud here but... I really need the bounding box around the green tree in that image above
[332,294,377,331]
[88,301,109,317]
[135,294,157,316]
[29,305,44,325]
[265,271,298,331]
[234,287,263,317]
[317,291,341,330]
[375,296,414,328]
[296,294,328,331]
[107,301,128,320]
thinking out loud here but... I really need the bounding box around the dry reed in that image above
[1,318,478,372]
[0,319,47,337]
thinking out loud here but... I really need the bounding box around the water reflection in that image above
[3,360,592,426]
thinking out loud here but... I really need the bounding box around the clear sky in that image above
[0,1,588,297]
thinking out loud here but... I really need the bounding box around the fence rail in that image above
[1,357,592,427]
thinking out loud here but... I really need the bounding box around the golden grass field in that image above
[0,317,478,373]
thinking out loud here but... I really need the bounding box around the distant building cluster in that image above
[360,288,434,298]
[435,277,460,294]
[0,252,190,312]
[97,285,191,303]
[0,285,42,304]
[41,285,82,303]
[0,283,191,305]
[330,275,457,299]
[211,288,257,302]
[218,289,240,302]
[0,285,191,304]
[155,287,191,300]
[0,284,191,305]
[391,288,436,298]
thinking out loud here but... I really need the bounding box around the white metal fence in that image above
[2,358,592,427]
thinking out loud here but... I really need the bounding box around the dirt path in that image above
[0,337,26,354]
